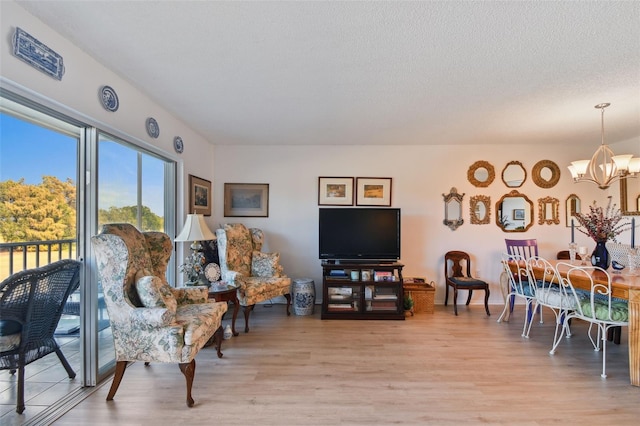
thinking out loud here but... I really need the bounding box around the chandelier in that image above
[567,103,640,190]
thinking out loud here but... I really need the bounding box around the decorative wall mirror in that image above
[537,196,560,225]
[565,194,581,227]
[443,187,465,230]
[501,161,527,188]
[467,161,495,187]
[495,190,534,232]
[470,195,491,225]
[620,178,640,216]
[532,160,561,189]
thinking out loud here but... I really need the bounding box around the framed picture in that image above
[189,175,212,216]
[356,177,392,206]
[318,177,354,206]
[224,183,269,217]
[513,209,525,220]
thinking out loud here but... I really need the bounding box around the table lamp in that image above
[175,214,216,284]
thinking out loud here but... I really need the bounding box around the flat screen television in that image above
[319,208,401,262]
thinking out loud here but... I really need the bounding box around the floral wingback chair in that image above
[91,223,227,408]
[216,223,291,332]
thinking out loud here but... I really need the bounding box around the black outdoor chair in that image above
[0,259,81,414]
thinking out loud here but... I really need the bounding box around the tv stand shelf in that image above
[321,262,404,320]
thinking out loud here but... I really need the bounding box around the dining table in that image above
[511,259,640,387]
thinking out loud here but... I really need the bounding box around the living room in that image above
[1,1,639,423]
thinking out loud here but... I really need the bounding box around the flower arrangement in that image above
[574,197,628,243]
[179,250,206,284]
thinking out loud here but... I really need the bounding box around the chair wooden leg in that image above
[243,304,255,333]
[179,359,196,407]
[55,347,76,379]
[484,288,491,316]
[107,361,128,401]
[453,288,458,315]
[444,284,449,306]
[213,326,224,358]
[284,293,291,316]
[16,365,25,414]
[465,290,473,306]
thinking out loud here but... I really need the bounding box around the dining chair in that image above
[444,251,490,316]
[525,256,577,348]
[505,238,539,259]
[550,262,628,378]
[556,250,581,261]
[497,253,537,337]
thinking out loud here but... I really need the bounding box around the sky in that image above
[0,112,165,215]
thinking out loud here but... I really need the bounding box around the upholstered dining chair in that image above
[550,262,628,378]
[0,259,81,414]
[497,253,538,337]
[525,256,577,346]
[91,223,228,407]
[444,251,490,316]
[216,223,291,332]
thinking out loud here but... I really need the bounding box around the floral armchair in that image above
[216,223,291,332]
[91,223,227,408]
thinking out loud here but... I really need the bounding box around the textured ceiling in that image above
[14,1,640,147]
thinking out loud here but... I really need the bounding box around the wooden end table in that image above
[208,284,240,336]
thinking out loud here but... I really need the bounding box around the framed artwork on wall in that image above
[318,177,354,206]
[356,177,392,206]
[513,209,525,220]
[189,175,212,216]
[224,183,269,217]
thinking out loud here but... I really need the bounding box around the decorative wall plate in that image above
[99,85,119,112]
[173,136,184,154]
[12,27,65,80]
[204,263,221,282]
[146,117,159,138]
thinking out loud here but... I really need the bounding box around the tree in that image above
[0,176,76,242]
[98,205,164,231]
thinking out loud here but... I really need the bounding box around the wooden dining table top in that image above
[514,259,640,301]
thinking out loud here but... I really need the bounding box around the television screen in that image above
[319,208,401,261]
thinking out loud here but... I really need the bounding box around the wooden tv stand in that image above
[321,262,404,320]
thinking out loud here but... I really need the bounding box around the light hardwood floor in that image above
[48,303,640,425]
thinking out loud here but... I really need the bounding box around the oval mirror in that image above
[470,195,491,225]
[443,187,465,230]
[501,161,527,188]
[495,190,534,232]
[620,178,640,216]
[532,160,561,188]
[467,161,495,187]
[538,196,560,225]
[565,194,581,227]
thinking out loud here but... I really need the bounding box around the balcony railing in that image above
[0,239,76,278]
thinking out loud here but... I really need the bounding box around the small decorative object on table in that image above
[568,242,577,264]
[573,197,630,269]
[179,251,206,286]
[629,248,639,276]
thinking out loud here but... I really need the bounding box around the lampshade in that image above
[175,214,215,242]
[568,103,639,190]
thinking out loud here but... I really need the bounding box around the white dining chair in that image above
[497,253,538,337]
[550,262,629,378]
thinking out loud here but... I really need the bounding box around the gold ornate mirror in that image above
[565,194,581,227]
[443,187,465,231]
[537,196,560,225]
[470,195,491,225]
[501,161,527,188]
[620,178,640,216]
[496,190,534,232]
[532,160,561,189]
[467,161,495,187]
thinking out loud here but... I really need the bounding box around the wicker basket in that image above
[404,279,435,314]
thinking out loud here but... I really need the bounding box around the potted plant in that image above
[404,293,414,316]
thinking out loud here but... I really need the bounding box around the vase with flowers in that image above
[573,197,628,269]
[179,250,206,286]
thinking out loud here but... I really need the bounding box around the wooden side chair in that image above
[444,251,490,316]
[505,238,538,259]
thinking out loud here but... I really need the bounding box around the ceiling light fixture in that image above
[568,103,640,190]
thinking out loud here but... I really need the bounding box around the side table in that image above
[208,284,240,336]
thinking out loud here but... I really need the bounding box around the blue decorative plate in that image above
[100,85,119,112]
[146,117,159,138]
[173,136,184,154]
